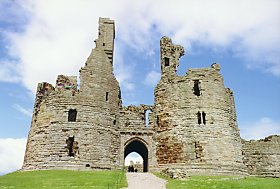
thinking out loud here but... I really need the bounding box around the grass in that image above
[0,170,127,189]
[156,174,280,189]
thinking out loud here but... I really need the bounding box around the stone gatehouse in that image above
[22,17,280,178]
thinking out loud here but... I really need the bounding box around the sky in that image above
[0,0,279,175]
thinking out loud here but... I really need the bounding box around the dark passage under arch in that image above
[124,139,148,172]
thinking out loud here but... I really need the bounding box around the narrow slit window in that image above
[68,109,77,122]
[164,57,170,66]
[197,112,202,124]
[145,110,151,127]
[103,43,105,46]
[193,80,200,96]
[106,92,109,101]
[202,112,206,124]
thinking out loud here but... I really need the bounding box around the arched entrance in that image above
[124,138,148,172]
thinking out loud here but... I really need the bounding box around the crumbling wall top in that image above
[93,17,115,64]
[160,36,184,76]
[56,75,77,91]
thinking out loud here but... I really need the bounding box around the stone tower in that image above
[23,18,121,170]
[154,37,246,175]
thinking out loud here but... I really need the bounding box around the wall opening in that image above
[156,116,160,126]
[193,80,200,96]
[125,152,143,172]
[106,92,109,101]
[197,111,206,125]
[197,111,202,124]
[145,110,151,127]
[66,136,79,157]
[68,109,77,122]
[124,139,148,172]
[202,112,206,124]
[164,57,170,66]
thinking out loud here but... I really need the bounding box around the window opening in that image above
[156,116,160,126]
[145,110,151,127]
[66,137,74,157]
[202,112,206,124]
[68,109,77,122]
[85,164,90,167]
[106,92,109,101]
[197,112,202,124]
[103,43,105,46]
[193,80,200,96]
[164,57,170,66]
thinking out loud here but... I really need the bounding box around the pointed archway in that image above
[124,138,148,172]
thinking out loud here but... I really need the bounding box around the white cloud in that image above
[0,138,27,175]
[144,70,161,88]
[240,117,280,140]
[1,0,280,94]
[13,104,33,117]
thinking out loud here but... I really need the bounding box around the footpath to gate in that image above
[124,172,167,189]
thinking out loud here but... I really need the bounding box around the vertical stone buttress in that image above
[23,17,121,170]
[155,36,246,175]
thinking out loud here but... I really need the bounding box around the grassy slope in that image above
[0,170,127,189]
[156,174,280,189]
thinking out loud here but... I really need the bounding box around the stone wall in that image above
[242,135,280,178]
[119,105,157,172]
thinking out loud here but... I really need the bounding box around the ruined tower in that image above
[23,18,121,170]
[154,37,246,176]
[23,17,279,178]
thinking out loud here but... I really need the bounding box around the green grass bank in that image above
[156,174,280,189]
[0,170,127,189]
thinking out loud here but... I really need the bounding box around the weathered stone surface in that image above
[242,135,280,177]
[22,17,279,178]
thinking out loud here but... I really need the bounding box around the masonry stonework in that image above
[22,17,280,178]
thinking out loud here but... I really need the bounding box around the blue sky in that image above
[0,0,279,175]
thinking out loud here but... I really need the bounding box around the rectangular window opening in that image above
[106,92,109,101]
[202,112,206,125]
[68,109,77,122]
[66,137,74,157]
[145,110,151,127]
[103,43,105,46]
[193,80,200,96]
[164,57,170,66]
[197,112,202,124]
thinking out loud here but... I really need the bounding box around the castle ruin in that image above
[22,18,280,178]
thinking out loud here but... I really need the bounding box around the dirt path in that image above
[124,172,167,189]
